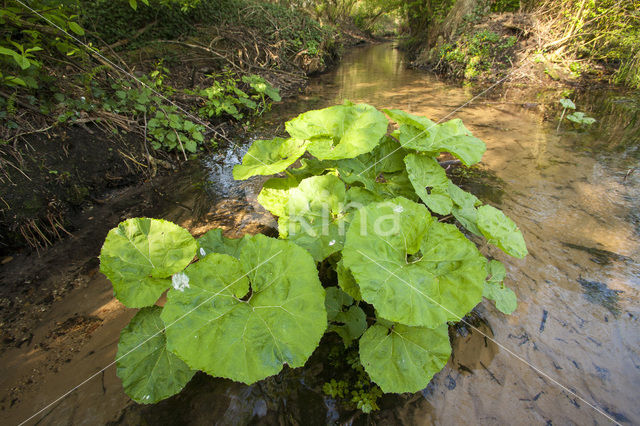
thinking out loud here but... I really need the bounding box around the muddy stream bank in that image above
[1,43,639,425]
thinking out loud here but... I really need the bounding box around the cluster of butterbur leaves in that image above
[100,101,527,407]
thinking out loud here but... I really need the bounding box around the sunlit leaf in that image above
[386,110,485,165]
[278,175,348,261]
[100,218,197,307]
[343,198,486,327]
[359,322,451,393]
[257,175,299,217]
[161,235,326,384]
[477,205,528,258]
[285,102,387,160]
[232,138,308,180]
[116,306,195,404]
[404,153,453,215]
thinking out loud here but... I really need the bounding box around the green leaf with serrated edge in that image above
[447,181,482,235]
[325,286,354,321]
[161,235,326,384]
[384,109,437,132]
[387,109,486,166]
[404,154,453,215]
[257,175,299,217]
[278,175,348,262]
[116,306,195,404]
[342,198,486,327]
[285,102,387,160]
[359,322,451,393]
[100,218,197,308]
[477,205,528,258]
[330,306,367,347]
[483,260,517,314]
[232,138,308,180]
[427,119,486,166]
[337,259,362,300]
[197,228,241,259]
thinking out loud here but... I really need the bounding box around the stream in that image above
[3,43,639,425]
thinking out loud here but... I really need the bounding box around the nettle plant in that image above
[100,101,527,407]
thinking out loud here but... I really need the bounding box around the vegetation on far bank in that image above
[0,0,346,252]
[402,0,640,87]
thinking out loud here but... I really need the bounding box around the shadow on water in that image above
[115,43,640,424]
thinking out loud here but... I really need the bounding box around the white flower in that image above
[393,205,404,213]
[199,247,206,257]
[172,272,190,292]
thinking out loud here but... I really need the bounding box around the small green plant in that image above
[557,98,596,131]
[101,103,526,408]
[195,72,281,120]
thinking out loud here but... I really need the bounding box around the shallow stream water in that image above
[4,43,639,425]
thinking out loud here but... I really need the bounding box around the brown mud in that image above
[1,43,640,425]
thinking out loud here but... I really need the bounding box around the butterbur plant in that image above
[100,102,527,408]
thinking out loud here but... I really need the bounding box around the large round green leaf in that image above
[359,322,451,393]
[404,153,453,215]
[285,102,387,160]
[477,205,528,258]
[161,235,326,384]
[100,218,197,308]
[116,306,195,404]
[278,175,348,261]
[342,198,486,327]
[232,137,308,180]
